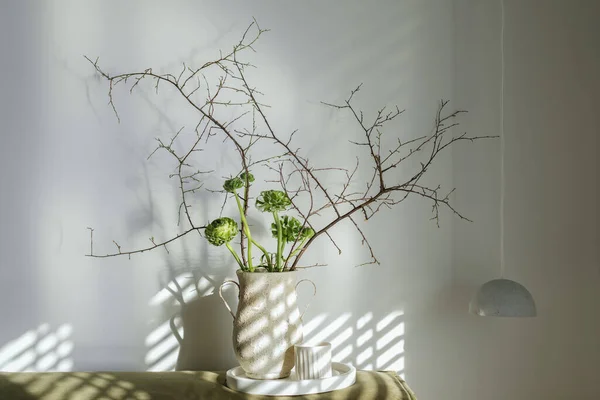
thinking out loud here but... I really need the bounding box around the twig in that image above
[86,20,494,270]
[87,227,205,258]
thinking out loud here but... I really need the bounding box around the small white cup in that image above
[294,342,332,380]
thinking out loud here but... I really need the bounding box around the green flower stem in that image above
[250,238,272,271]
[288,237,309,260]
[233,192,254,272]
[233,191,272,271]
[273,211,283,271]
[225,242,245,271]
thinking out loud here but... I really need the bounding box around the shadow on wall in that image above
[69,0,437,377]
[303,310,405,377]
[144,264,405,379]
[70,0,425,375]
[0,273,403,379]
[131,107,407,376]
[0,324,73,372]
[145,265,238,372]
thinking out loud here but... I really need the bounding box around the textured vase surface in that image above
[225,270,304,379]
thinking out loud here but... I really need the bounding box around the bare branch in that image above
[86,21,493,272]
[86,227,205,258]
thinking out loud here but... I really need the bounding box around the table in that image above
[0,370,416,399]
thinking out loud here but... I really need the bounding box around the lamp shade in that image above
[469,278,536,317]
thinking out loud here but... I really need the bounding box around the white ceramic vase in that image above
[219,270,315,379]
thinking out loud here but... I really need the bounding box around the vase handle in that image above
[296,279,317,320]
[219,280,240,320]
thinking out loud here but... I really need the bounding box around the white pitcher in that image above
[219,270,315,379]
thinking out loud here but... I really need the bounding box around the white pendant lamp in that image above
[469,0,536,318]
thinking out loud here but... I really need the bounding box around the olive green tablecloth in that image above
[0,370,416,399]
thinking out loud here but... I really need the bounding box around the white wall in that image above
[452,0,600,399]
[0,1,598,399]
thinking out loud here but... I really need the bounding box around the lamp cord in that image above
[499,0,506,278]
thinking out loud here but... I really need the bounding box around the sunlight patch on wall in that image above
[303,310,405,378]
[0,323,73,372]
[306,313,352,344]
[148,274,212,307]
[143,270,406,379]
[145,308,183,371]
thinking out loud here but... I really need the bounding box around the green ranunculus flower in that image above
[204,217,239,246]
[223,177,244,193]
[240,171,255,184]
[256,190,291,213]
[271,215,302,242]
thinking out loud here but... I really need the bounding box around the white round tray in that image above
[226,362,356,396]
